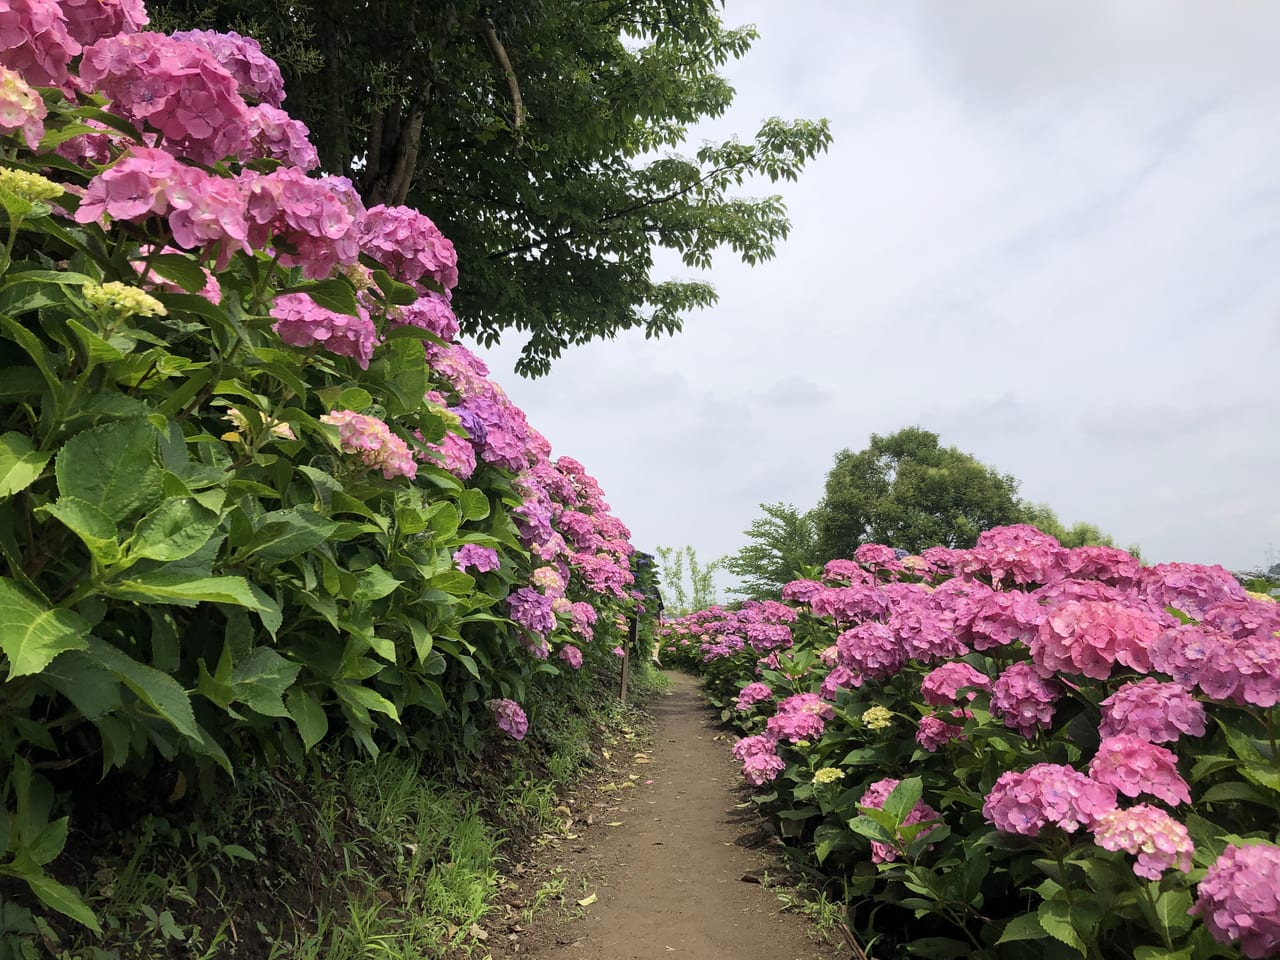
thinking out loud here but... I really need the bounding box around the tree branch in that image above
[480,16,525,146]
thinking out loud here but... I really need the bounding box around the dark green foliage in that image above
[149,0,832,375]
[724,501,821,600]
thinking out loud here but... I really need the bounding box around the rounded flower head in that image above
[1090,805,1193,880]
[983,764,1116,836]
[488,698,528,741]
[0,65,46,149]
[170,28,285,106]
[766,693,835,743]
[991,662,1059,738]
[836,622,906,679]
[320,410,416,480]
[861,705,893,730]
[558,644,583,670]
[1032,599,1163,679]
[734,682,773,711]
[916,711,969,752]
[1087,735,1190,806]
[1191,843,1280,959]
[1099,678,1206,743]
[732,732,784,786]
[0,166,60,203]
[59,0,148,45]
[452,544,500,574]
[506,586,556,638]
[0,0,81,89]
[360,204,459,292]
[920,662,991,705]
[82,280,166,318]
[271,293,377,368]
[813,767,845,785]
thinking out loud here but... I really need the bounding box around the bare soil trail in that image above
[517,671,842,960]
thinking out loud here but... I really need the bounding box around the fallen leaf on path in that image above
[576,893,597,907]
[469,923,488,940]
[607,821,623,827]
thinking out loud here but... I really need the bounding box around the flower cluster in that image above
[766,692,835,743]
[1087,735,1191,806]
[1090,805,1193,880]
[1098,678,1206,743]
[488,699,528,741]
[735,682,773,711]
[858,778,942,863]
[1032,599,1162,679]
[1191,843,1280,959]
[920,661,991,705]
[170,28,285,106]
[983,764,1116,836]
[0,65,45,149]
[319,410,416,480]
[360,204,459,292]
[453,544,500,574]
[271,293,376,368]
[732,733,785,786]
[0,0,82,88]
[990,662,1058,738]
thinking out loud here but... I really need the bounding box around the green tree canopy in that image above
[724,502,821,600]
[813,427,1028,559]
[151,0,831,375]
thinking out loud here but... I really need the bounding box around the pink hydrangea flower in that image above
[858,777,942,863]
[80,32,252,165]
[1032,599,1163,679]
[75,146,193,224]
[733,733,785,786]
[854,543,900,570]
[1099,678,1206,743]
[1062,545,1142,588]
[1140,562,1249,621]
[781,578,825,604]
[983,764,1116,836]
[0,0,81,89]
[823,558,873,584]
[271,292,376,368]
[568,601,597,641]
[242,103,319,170]
[1090,804,1194,880]
[170,28,286,106]
[766,693,835,743]
[1088,735,1190,806]
[1191,842,1280,959]
[488,698,528,741]
[242,167,364,279]
[916,711,969,752]
[558,644,583,670]
[320,409,416,480]
[133,245,221,304]
[836,622,906,679]
[735,682,773,711]
[990,662,1058,738]
[820,664,862,698]
[963,525,1067,586]
[966,589,1044,650]
[59,0,147,46]
[920,662,991,705]
[0,65,45,149]
[390,293,459,342]
[452,544,500,574]
[360,204,459,292]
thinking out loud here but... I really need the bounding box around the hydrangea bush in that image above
[663,526,1280,959]
[0,0,647,935]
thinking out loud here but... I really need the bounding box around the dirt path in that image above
[521,672,841,960]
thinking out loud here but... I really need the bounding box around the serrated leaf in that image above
[103,572,281,628]
[24,874,101,932]
[997,912,1047,944]
[0,431,51,498]
[353,565,401,601]
[129,497,221,562]
[1037,900,1087,956]
[283,277,359,317]
[38,496,120,566]
[229,647,301,718]
[286,688,328,752]
[0,578,90,678]
[458,488,491,521]
[145,253,207,293]
[55,419,163,523]
[85,638,199,741]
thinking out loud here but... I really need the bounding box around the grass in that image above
[1,661,670,960]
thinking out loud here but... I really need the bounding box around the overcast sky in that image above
[479,0,1280,583]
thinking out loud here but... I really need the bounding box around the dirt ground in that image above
[484,672,845,960]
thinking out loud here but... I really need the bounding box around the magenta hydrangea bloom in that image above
[558,644,583,670]
[766,693,835,743]
[781,578,825,604]
[858,777,942,863]
[990,662,1058,738]
[0,0,81,89]
[271,293,377,368]
[243,167,364,279]
[1090,805,1193,880]
[390,293,459,342]
[836,622,906,679]
[170,28,286,106]
[854,543,900,570]
[734,682,773,711]
[820,664,862,698]
[966,589,1044,650]
[568,601,597,641]
[360,203,459,292]
[0,65,45,149]
[60,0,147,45]
[1032,599,1163,679]
[75,146,192,224]
[1062,545,1142,588]
[320,410,416,481]
[1191,843,1280,959]
[920,662,991,705]
[488,698,528,741]
[916,712,968,752]
[823,558,873,584]
[452,544,500,574]
[983,764,1116,836]
[1087,735,1190,806]
[1140,562,1249,622]
[243,103,319,170]
[964,525,1067,586]
[732,733,785,786]
[80,32,252,165]
[1099,678,1206,743]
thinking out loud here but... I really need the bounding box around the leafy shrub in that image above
[664,528,1280,959]
[0,0,644,933]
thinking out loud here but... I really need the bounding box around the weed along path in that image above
[513,672,840,960]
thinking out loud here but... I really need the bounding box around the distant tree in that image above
[654,545,723,616]
[724,502,821,600]
[150,0,831,375]
[813,427,1026,559]
[1018,502,1138,555]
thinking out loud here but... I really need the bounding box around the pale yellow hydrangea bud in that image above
[0,167,62,204]
[813,767,845,785]
[862,705,893,731]
[82,281,166,318]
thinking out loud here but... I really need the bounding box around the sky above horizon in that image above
[478,0,1280,582]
